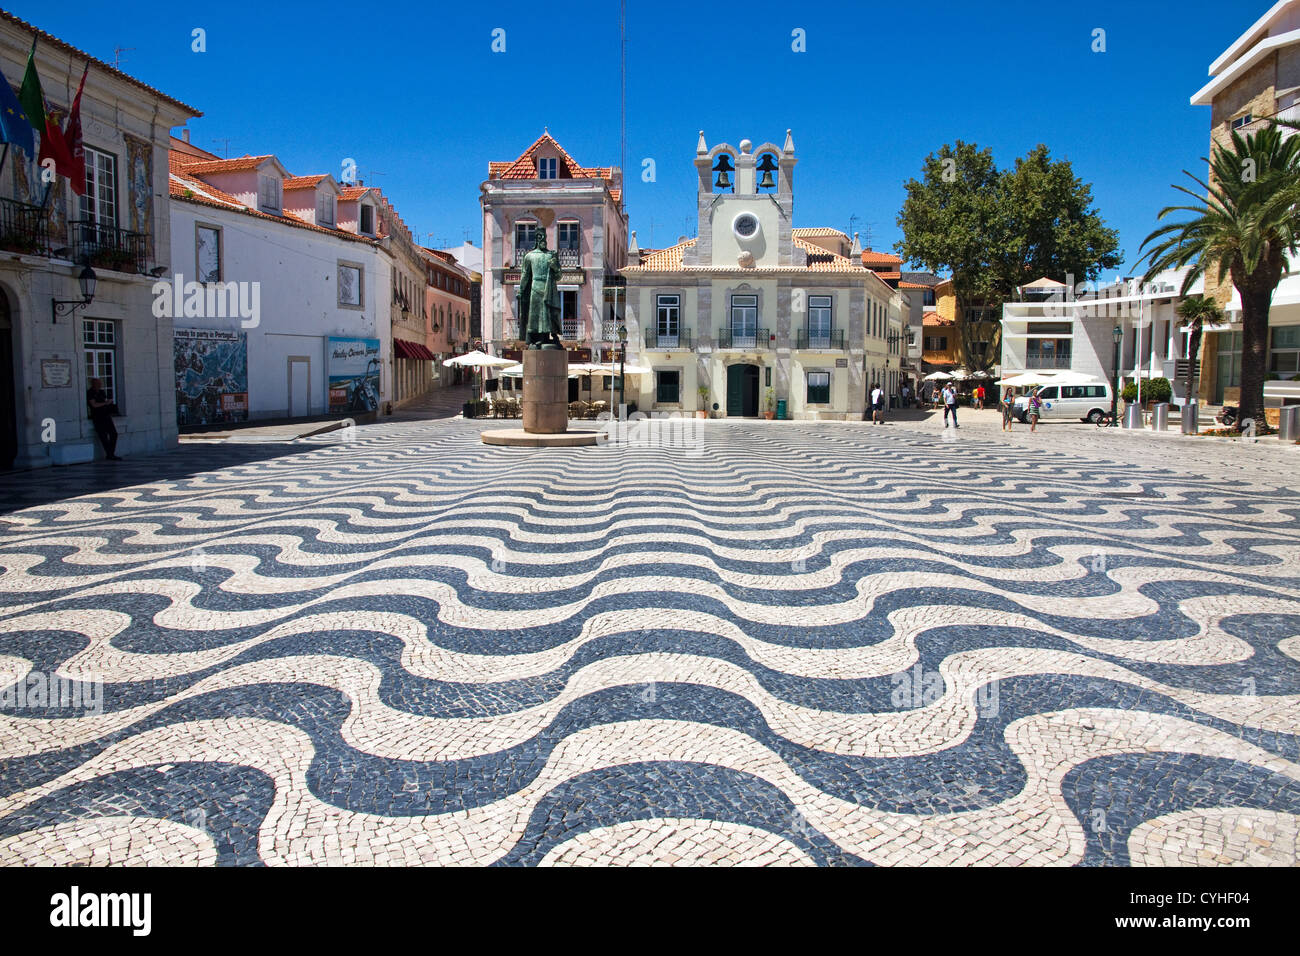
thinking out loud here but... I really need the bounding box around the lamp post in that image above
[1110,324,1123,426]
[616,322,628,410]
[51,265,98,322]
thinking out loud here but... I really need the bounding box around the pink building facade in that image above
[481,134,628,360]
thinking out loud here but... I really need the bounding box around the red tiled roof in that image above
[868,270,901,281]
[792,227,849,239]
[922,311,954,326]
[283,175,327,190]
[490,133,617,186]
[899,281,931,289]
[179,155,277,175]
[861,249,903,266]
[337,186,373,201]
[169,168,379,246]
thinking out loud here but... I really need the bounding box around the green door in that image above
[726,364,758,417]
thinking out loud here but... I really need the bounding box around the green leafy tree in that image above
[1140,126,1300,427]
[1173,295,1223,413]
[895,141,1122,371]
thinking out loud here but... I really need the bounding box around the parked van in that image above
[1015,381,1112,423]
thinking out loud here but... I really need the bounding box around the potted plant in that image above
[697,385,709,419]
[764,388,776,420]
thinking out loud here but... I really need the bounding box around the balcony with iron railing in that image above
[561,318,580,340]
[795,328,846,350]
[644,328,693,350]
[514,246,582,268]
[1025,352,1073,370]
[718,326,770,350]
[0,197,48,255]
[71,219,149,274]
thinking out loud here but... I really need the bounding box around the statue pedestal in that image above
[523,349,569,434]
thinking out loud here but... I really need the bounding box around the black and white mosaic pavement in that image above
[0,413,1298,866]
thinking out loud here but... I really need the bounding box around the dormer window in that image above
[317,193,336,226]
[360,204,374,235]
[538,157,557,179]
[258,173,281,213]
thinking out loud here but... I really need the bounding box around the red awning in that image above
[394,339,435,360]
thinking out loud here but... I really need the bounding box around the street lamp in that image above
[616,322,628,410]
[1110,324,1123,426]
[51,265,97,322]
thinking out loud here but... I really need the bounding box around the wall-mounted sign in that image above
[328,336,380,413]
[40,359,72,388]
[835,358,849,368]
[174,328,249,426]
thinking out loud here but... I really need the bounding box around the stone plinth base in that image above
[523,349,569,434]
[481,428,598,448]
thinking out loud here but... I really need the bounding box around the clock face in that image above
[733,213,759,239]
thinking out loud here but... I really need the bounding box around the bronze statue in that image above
[518,231,564,349]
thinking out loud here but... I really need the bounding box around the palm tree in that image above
[1140,126,1300,427]
[1174,295,1223,417]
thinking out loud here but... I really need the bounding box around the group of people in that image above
[999,387,1042,432]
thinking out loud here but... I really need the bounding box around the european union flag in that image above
[0,65,35,155]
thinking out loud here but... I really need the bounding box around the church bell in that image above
[756,154,778,189]
[713,153,734,190]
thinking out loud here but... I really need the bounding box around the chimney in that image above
[181,129,190,143]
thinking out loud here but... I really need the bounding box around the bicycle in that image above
[1094,410,1117,428]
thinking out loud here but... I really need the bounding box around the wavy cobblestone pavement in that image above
[0,405,1297,866]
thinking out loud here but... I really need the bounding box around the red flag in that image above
[39,113,75,179]
[61,65,87,197]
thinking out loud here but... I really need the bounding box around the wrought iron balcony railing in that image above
[514,246,582,268]
[1025,353,1073,370]
[644,328,693,350]
[561,319,580,340]
[70,219,148,274]
[0,197,48,255]
[795,328,845,350]
[717,327,770,350]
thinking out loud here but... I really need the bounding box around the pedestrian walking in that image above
[1001,388,1016,432]
[975,384,986,410]
[902,384,912,408]
[870,383,885,423]
[1028,390,1043,432]
[942,383,959,428]
[86,378,120,460]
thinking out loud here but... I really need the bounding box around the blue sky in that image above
[9,0,1265,277]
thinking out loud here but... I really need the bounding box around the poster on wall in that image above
[328,337,380,413]
[174,328,249,427]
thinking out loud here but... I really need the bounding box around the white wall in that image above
[169,203,386,420]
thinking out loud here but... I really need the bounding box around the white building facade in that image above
[168,143,390,424]
[621,132,900,420]
[0,13,198,468]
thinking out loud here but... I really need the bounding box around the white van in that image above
[1015,382,1112,423]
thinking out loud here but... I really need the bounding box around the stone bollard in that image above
[1280,404,1300,442]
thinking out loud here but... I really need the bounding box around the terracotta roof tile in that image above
[179,155,277,175]
[283,175,327,190]
[337,186,373,201]
[169,171,378,246]
[635,238,696,270]
[792,227,849,239]
[922,311,954,326]
[861,249,903,266]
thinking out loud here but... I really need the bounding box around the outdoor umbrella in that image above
[922,371,953,381]
[443,350,514,400]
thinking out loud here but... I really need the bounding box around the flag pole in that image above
[0,143,9,182]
